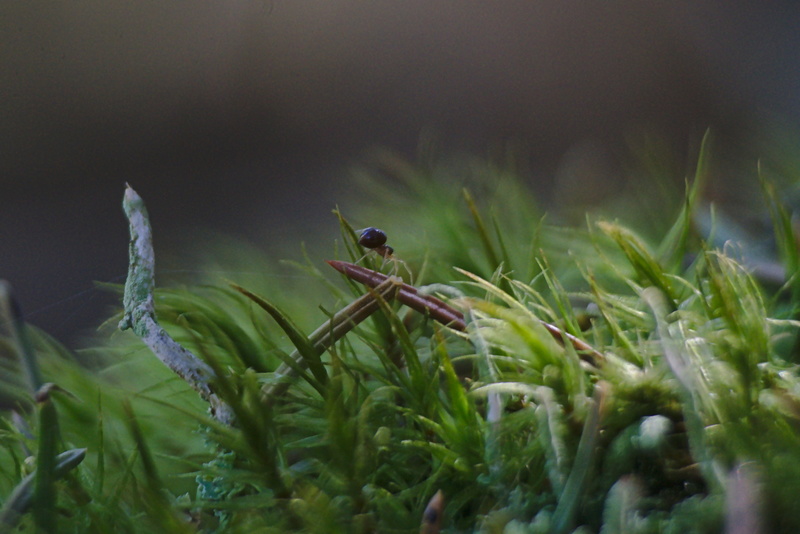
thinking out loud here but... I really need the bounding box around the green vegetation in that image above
[2,133,800,532]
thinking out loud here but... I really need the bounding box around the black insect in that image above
[358,227,394,258]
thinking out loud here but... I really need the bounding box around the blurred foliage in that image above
[2,132,800,532]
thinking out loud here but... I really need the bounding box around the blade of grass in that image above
[643,287,724,492]
[759,164,800,359]
[759,165,799,285]
[333,207,363,263]
[123,401,195,533]
[491,212,514,275]
[598,221,679,307]
[232,284,328,386]
[601,476,644,533]
[456,268,604,366]
[261,276,402,403]
[463,188,501,269]
[0,282,43,391]
[536,255,581,336]
[369,286,430,409]
[657,129,711,270]
[0,448,86,530]
[551,384,603,534]
[33,385,59,533]
[3,287,61,532]
[583,271,642,366]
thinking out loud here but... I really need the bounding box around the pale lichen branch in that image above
[118,184,233,425]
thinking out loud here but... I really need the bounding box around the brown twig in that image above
[326,260,467,330]
[326,260,605,366]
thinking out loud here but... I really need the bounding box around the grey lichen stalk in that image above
[118,184,234,425]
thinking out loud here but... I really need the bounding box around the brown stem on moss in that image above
[326,260,605,366]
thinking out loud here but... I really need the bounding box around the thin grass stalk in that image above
[463,188,501,270]
[2,286,61,532]
[261,276,402,403]
[124,401,196,533]
[231,284,329,385]
[457,268,605,367]
[0,449,86,530]
[33,386,59,533]
[643,287,725,493]
[551,384,603,534]
[0,282,44,390]
[657,129,711,270]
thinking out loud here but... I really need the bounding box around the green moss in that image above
[3,140,800,532]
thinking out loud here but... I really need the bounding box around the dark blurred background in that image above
[3,1,800,345]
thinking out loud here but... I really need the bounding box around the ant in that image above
[356,227,412,281]
[358,227,393,258]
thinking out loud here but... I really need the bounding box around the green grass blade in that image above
[0,281,43,391]
[657,129,711,270]
[33,386,60,533]
[552,386,602,534]
[491,212,514,274]
[463,188,501,270]
[369,288,430,410]
[759,165,800,310]
[0,448,85,530]
[232,283,329,386]
[263,276,401,402]
[598,221,678,306]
